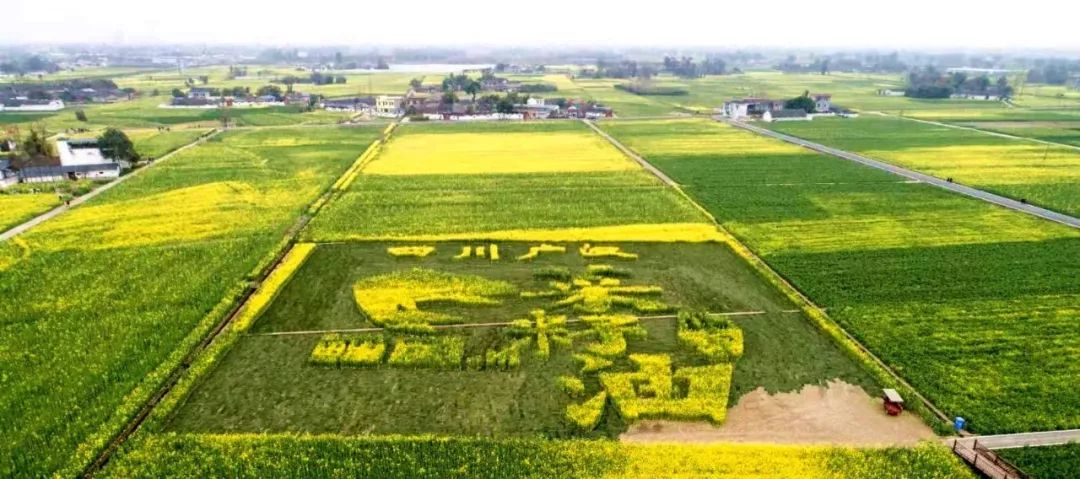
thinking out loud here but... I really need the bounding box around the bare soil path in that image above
[621,380,937,446]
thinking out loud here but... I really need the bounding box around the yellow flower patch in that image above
[340,223,726,243]
[363,132,636,175]
[352,268,516,327]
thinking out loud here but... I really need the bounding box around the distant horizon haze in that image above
[4,0,1080,51]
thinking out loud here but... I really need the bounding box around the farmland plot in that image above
[102,435,974,479]
[306,121,714,242]
[0,126,379,478]
[602,118,1080,434]
[767,116,1080,217]
[0,193,60,232]
[166,241,875,438]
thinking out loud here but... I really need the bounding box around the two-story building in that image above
[375,95,404,117]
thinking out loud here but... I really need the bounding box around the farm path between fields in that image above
[0,129,221,243]
[723,118,1080,230]
[622,380,937,446]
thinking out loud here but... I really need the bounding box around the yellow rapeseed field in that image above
[363,132,636,175]
[327,223,727,243]
[27,181,309,251]
[0,194,61,231]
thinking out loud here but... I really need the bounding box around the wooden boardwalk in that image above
[950,438,1031,479]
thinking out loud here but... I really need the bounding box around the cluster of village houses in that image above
[1,138,125,189]
[0,80,129,112]
[718,93,856,121]
[166,81,614,121]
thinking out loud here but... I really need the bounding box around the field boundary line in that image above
[79,133,385,478]
[247,310,802,337]
[590,119,956,431]
[723,118,1080,230]
[873,111,1080,153]
[0,128,221,242]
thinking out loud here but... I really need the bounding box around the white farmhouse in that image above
[21,138,122,183]
[0,99,65,112]
[375,95,404,117]
[812,94,832,112]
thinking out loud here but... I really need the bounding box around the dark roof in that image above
[771,109,809,118]
[64,138,99,147]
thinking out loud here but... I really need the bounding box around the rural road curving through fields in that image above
[722,118,1080,230]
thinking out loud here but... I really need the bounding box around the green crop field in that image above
[305,121,714,242]
[602,118,1080,435]
[997,443,1080,479]
[0,126,380,477]
[766,115,1080,217]
[959,120,1080,146]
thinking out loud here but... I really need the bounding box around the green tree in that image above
[409,78,423,90]
[784,91,815,113]
[22,124,51,158]
[74,109,87,122]
[256,85,284,100]
[464,79,481,103]
[98,128,139,163]
[171,88,185,98]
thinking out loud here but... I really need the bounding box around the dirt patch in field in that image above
[620,380,936,446]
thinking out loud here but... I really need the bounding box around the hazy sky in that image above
[4,0,1080,51]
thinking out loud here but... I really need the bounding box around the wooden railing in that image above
[951,439,1030,479]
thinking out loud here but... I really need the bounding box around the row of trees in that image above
[169,85,286,100]
[905,67,1013,99]
[1026,59,1080,85]
[661,56,727,78]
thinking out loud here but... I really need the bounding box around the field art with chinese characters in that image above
[601,118,1080,435]
[165,241,876,438]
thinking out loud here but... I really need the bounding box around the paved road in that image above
[952,429,1080,450]
[0,130,220,242]
[872,111,1080,153]
[722,118,1080,230]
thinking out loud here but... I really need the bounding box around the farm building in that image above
[719,98,785,119]
[188,87,215,99]
[375,95,404,116]
[0,159,17,188]
[876,88,906,96]
[950,88,1008,100]
[514,98,560,119]
[20,138,122,183]
[813,94,832,112]
[762,109,811,122]
[322,97,375,113]
[0,99,65,112]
